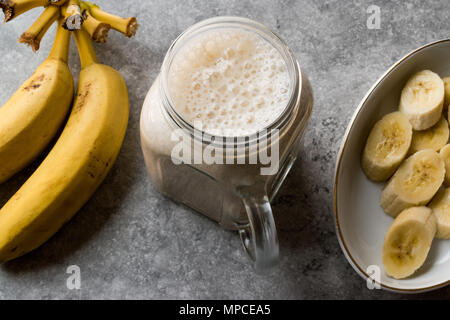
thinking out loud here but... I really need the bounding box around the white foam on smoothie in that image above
[168,28,291,137]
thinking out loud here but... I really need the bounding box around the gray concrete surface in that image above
[0,0,449,300]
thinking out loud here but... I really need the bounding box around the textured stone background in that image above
[0,0,449,299]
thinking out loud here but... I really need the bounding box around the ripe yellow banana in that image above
[409,117,449,155]
[362,112,412,182]
[399,70,444,131]
[383,206,436,279]
[0,28,129,262]
[0,18,73,184]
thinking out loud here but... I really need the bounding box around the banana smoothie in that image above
[140,17,313,269]
[167,28,291,137]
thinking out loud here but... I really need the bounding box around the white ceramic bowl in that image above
[334,39,450,293]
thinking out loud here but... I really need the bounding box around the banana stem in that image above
[48,0,67,5]
[18,5,59,50]
[83,1,138,37]
[31,9,57,51]
[74,28,98,68]
[48,18,70,62]
[80,2,109,43]
[0,0,64,22]
[62,0,82,30]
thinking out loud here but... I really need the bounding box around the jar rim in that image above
[159,16,301,145]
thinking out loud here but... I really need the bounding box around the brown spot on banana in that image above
[73,82,92,112]
[23,74,46,91]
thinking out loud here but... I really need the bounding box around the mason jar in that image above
[140,16,313,271]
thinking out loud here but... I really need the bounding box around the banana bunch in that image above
[362,69,450,279]
[0,1,136,262]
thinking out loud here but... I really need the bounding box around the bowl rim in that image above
[333,38,450,294]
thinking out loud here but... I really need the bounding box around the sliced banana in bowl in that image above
[383,206,437,279]
[409,117,449,154]
[362,112,412,182]
[429,188,450,239]
[440,144,450,186]
[380,149,445,217]
[443,77,450,111]
[335,38,450,292]
[399,70,444,131]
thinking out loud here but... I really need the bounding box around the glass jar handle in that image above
[237,183,279,272]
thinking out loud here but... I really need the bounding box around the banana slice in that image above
[444,77,450,113]
[409,117,449,154]
[362,112,412,182]
[399,70,444,131]
[383,206,436,279]
[429,188,450,239]
[440,144,450,186]
[380,149,445,217]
